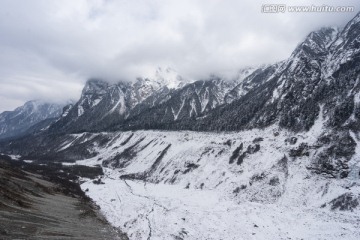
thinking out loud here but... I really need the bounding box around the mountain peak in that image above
[141,67,185,90]
[291,26,338,60]
[22,99,42,109]
[83,79,109,96]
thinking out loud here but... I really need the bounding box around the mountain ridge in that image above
[1,12,359,167]
[0,100,65,140]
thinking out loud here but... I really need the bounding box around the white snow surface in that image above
[142,67,186,90]
[83,176,360,240]
[54,125,360,239]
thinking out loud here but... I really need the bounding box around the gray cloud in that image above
[0,0,359,112]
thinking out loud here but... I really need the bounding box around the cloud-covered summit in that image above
[0,0,358,112]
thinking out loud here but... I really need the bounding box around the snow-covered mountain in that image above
[121,73,256,130]
[48,68,187,133]
[0,100,65,140]
[48,66,257,133]
[4,126,359,239]
[108,15,358,133]
[2,12,360,177]
[190,14,359,133]
[1,11,360,240]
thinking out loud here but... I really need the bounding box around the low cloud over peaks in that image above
[0,0,359,111]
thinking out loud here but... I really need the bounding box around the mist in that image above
[0,0,359,111]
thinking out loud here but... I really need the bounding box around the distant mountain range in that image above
[0,100,65,140]
[0,12,359,181]
[14,12,359,135]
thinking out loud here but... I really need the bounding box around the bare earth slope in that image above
[0,157,128,240]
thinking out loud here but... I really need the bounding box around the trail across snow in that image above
[81,169,360,240]
[56,125,360,240]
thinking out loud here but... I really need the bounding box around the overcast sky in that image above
[0,0,359,112]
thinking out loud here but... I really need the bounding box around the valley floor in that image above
[81,168,360,240]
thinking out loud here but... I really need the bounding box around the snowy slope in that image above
[141,67,185,90]
[82,176,360,240]
[41,117,360,239]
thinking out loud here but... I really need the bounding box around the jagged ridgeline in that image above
[47,67,258,133]
[0,12,360,159]
[29,14,360,133]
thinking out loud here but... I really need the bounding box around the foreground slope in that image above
[0,157,126,240]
